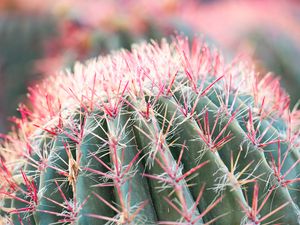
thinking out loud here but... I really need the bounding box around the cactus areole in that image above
[0,36,300,225]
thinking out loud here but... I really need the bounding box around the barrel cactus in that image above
[0,36,300,225]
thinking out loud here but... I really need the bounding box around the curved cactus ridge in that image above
[0,36,300,224]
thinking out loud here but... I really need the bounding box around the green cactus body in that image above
[1,37,300,224]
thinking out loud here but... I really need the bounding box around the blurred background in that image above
[0,0,300,134]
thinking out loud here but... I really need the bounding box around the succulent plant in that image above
[0,13,56,133]
[242,29,300,108]
[0,36,300,225]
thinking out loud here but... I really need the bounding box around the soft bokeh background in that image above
[0,0,300,134]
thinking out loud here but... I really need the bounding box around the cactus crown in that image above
[0,36,300,225]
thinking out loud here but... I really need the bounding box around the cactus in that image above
[0,13,56,133]
[242,29,300,108]
[0,36,300,225]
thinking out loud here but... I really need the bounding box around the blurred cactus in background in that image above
[35,0,194,75]
[237,29,300,107]
[0,12,56,133]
